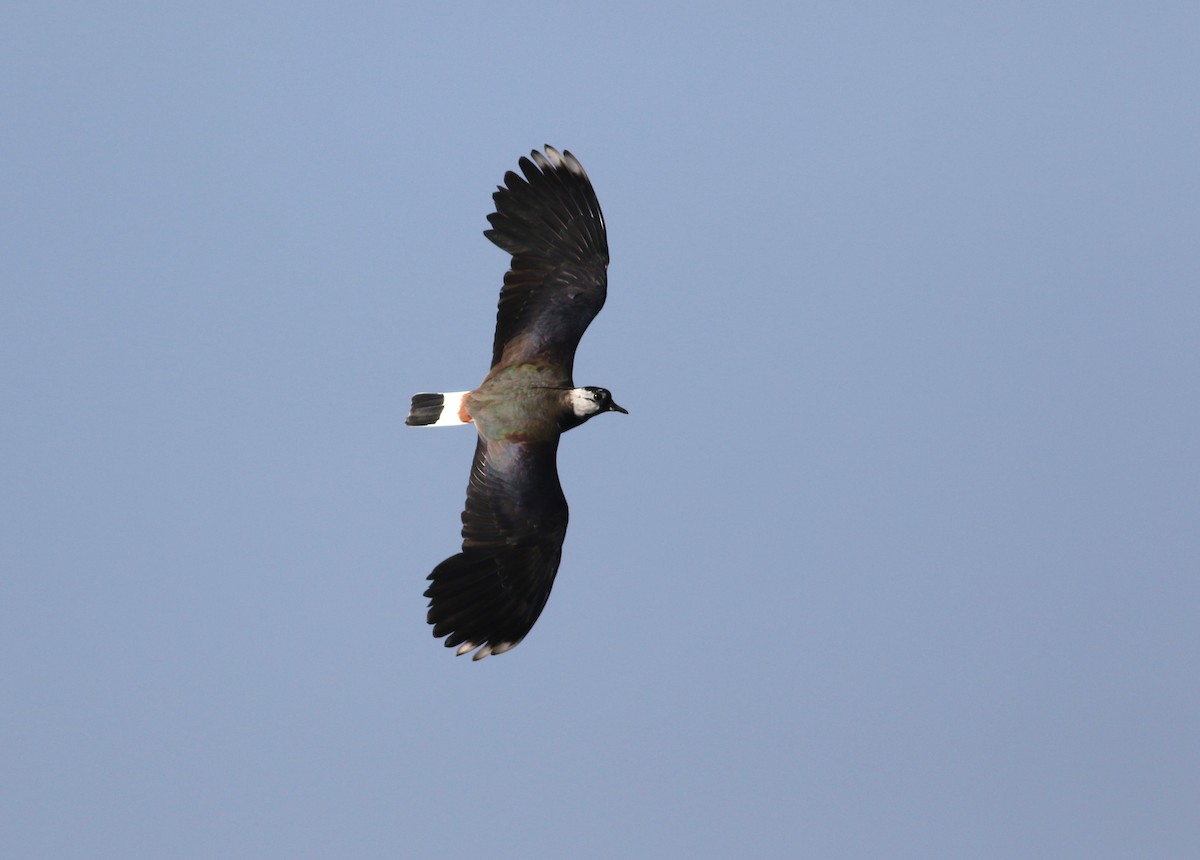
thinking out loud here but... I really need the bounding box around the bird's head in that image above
[564,386,628,429]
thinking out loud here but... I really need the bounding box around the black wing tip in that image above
[518,145,588,185]
[491,148,587,203]
[424,545,558,661]
[484,145,607,264]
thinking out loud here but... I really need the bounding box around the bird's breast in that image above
[467,368,570,443]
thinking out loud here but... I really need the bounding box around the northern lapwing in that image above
[406,146,626,660]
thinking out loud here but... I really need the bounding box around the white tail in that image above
[405,391,472,427]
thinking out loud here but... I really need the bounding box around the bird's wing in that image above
[425,436,569,659]
[484,146,608,384]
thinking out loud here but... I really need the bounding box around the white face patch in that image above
[568,388,602,418]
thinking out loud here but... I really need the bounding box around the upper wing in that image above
[424,436,569,660]
[483,146,609,383]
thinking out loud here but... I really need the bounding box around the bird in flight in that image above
[406,146,626,660]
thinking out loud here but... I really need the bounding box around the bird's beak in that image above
[609,401,629,415]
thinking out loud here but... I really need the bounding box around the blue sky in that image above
[3,3,1198,857]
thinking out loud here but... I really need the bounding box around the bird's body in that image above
[406,146,625,660]
[470,365,578,442]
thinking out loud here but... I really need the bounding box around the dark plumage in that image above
[407,146,626,660]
